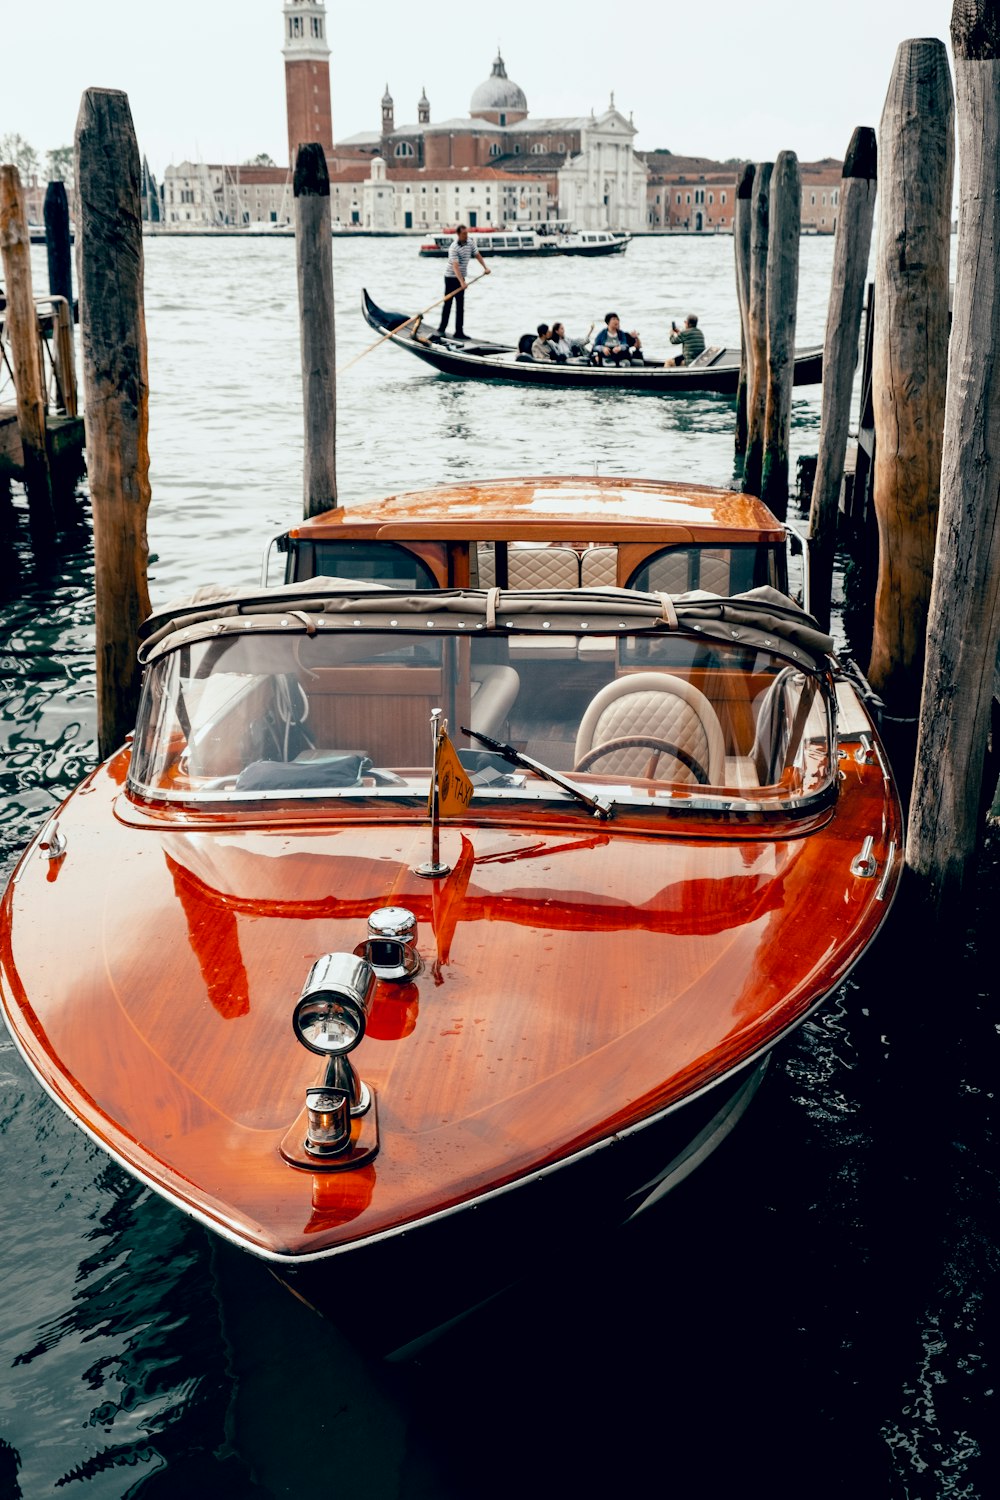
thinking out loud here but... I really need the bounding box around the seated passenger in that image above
[669,314,706,366]
[531,323,557,360]
[592,312,642,366]
[548,322,573,361]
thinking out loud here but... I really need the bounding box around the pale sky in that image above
[2,0,953,177]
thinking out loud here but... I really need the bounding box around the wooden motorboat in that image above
[0,476,901,1350]
[362,290,823,394]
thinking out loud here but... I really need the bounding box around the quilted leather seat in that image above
[573,672,726,783]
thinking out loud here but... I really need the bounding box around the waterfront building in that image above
[158,3,839,235]
[643,152,845,234]
[335,53,647,231]
[162,163,293,227]
[329,157,548,231]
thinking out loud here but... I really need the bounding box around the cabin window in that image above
[288,540,439,589]
[626,544,771,598]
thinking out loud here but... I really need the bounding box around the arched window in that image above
[394,142,415,158]
[489,143,501,157]
[531,143,545,154]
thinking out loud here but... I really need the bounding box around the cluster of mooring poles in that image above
[760,0,1000,931]
[732,151,800,519]
[7,0,1000,934]
[0,170,83,551]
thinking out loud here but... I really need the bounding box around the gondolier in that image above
[438,224,490,339]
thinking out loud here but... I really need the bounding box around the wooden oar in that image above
[337,275,488,376]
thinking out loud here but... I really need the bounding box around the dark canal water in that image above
[1,235,997,1498]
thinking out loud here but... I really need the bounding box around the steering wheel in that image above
[573,734,711,784]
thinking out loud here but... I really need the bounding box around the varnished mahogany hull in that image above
[278,1057,767,1355]
[0,746,902,1274]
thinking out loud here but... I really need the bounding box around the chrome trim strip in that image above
[875,839,898,901]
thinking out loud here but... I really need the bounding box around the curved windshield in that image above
[129,625,835,812]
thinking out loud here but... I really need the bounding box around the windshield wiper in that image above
[461,727,613,820]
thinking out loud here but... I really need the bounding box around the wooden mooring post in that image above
[0,164,55,540]
[294,142,337,516]
[75,87,151,758]
[907,0,1000,922]
[807,127,878,631]
[742,161,772,497]
[867,38,954,725]
[44,180,77,416]
[761,151,800,519]
[733,163,754,462]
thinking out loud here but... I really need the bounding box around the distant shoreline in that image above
[134,225,758,240]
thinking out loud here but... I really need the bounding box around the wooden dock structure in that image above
[0,165,85,513]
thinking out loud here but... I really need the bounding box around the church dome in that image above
[470,52,527,116]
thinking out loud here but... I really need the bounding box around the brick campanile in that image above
[282,0,333,167]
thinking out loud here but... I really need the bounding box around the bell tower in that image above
[283,0,333,167]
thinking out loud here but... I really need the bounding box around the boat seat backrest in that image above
[629,546,735,596]
[580,547,618,587]
[574,672,726,784]
[644,551,690,594]
[698,550,732,596]
[470,665,520,739]
[476,542,497,588]
[507,546,580,590]
[687,345,724,368]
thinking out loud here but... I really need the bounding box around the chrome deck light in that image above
[362,906,420,980]
[293,953,376,1157]
[293,952,375,1057]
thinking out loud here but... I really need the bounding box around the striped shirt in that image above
[446,238,475,279]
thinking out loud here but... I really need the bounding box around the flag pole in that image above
[416,708,451,878]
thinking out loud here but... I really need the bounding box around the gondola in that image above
[362,290,822,394]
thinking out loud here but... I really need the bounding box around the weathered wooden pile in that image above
[0,171,84,542]
[799,9,1000,928]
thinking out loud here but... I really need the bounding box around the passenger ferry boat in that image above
[418,225,630,258]
[0,475,902,1351]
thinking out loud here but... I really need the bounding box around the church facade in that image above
[334,49,647,232]
[160,1,840,235]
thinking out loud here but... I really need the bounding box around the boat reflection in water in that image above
[0,475,902,1353]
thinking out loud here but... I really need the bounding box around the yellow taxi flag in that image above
[433,730,475,817]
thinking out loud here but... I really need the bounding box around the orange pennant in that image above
[433,730,474,817]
